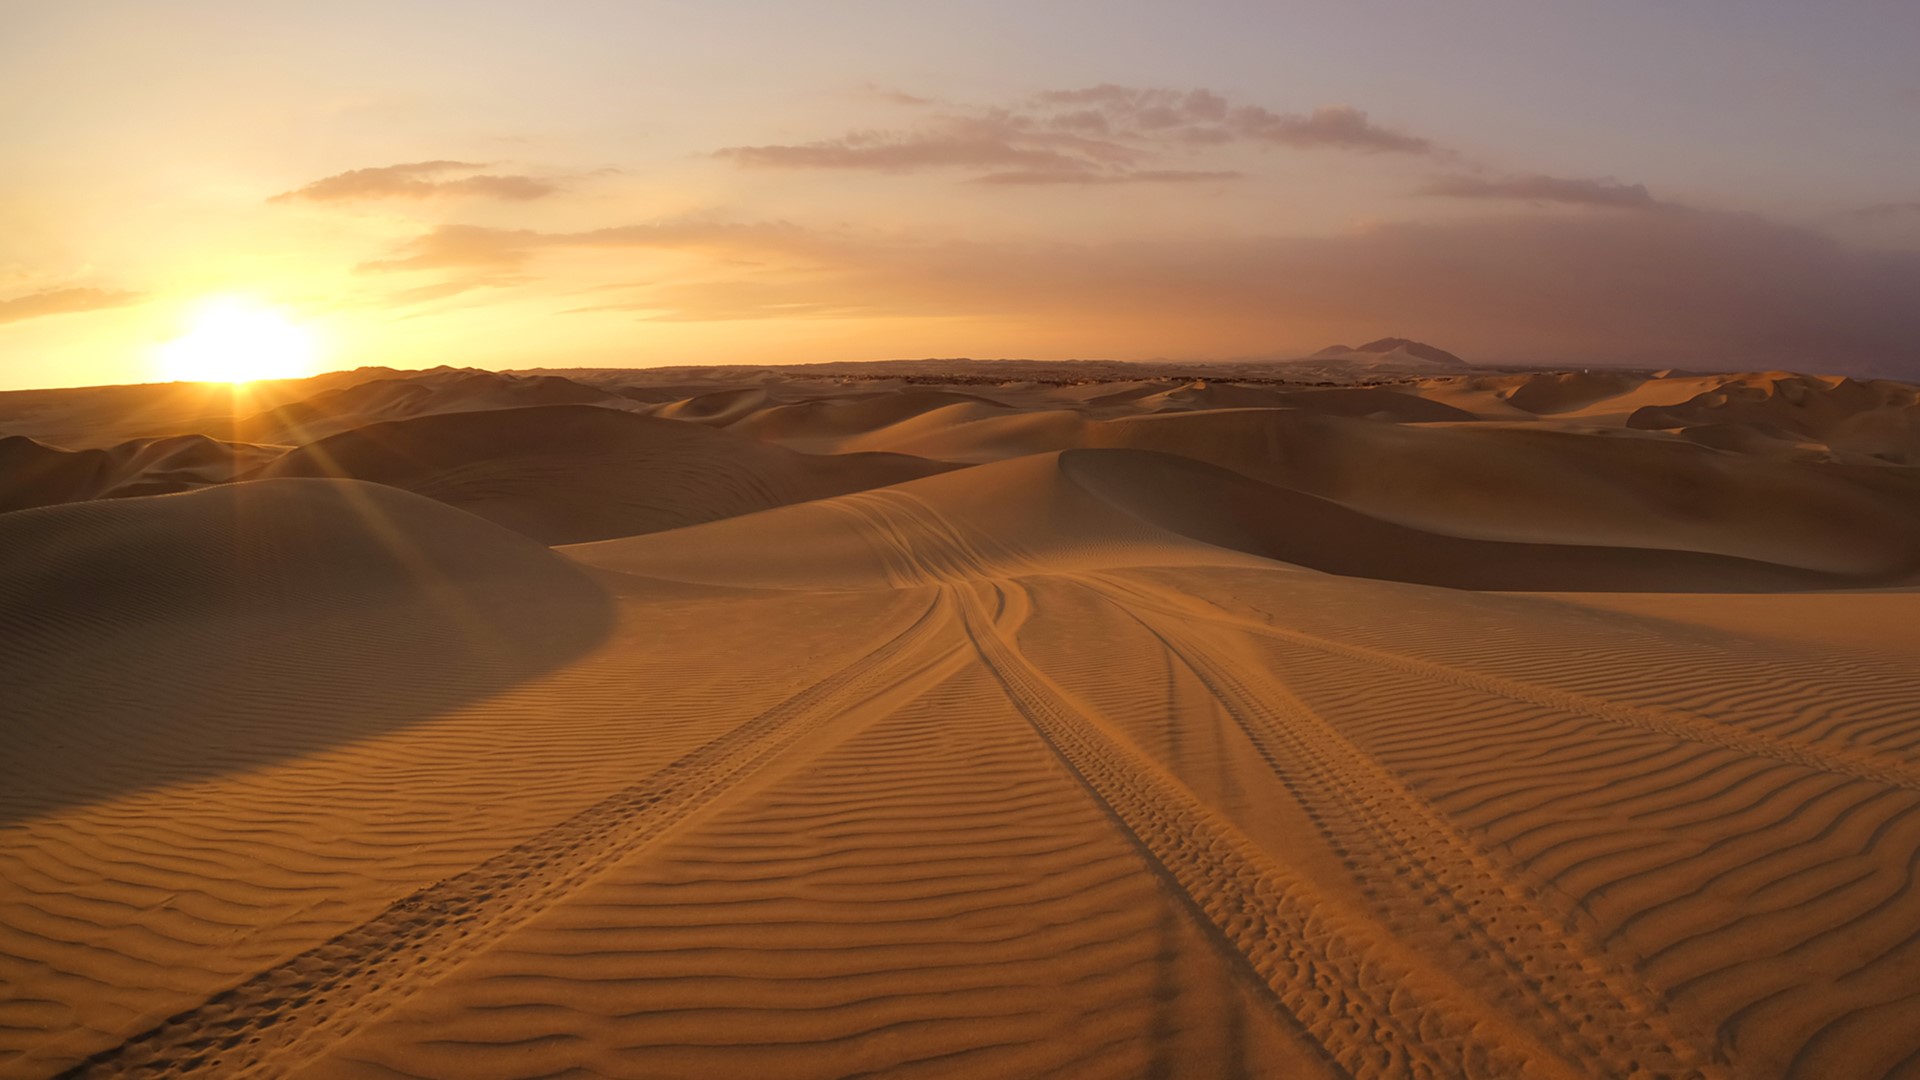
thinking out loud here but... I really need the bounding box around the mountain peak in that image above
[1351,338,1467,366]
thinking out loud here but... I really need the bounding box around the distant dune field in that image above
[3,358,1919,1080]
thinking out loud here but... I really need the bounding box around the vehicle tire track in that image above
[1083,579,1723,1078]
[1092,572,1920,795]
[949,576,1564,1080]
[818,496,1578,1077]
[55,591,963,1080]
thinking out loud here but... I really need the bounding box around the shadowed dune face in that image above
[1626,373,1920,463]
[0,433,284,513]
[773,398,1920,579]
[569,447,1902,592]
[1057,448,1894,591]
[0,478,614,823]
[1075,411,1920,576]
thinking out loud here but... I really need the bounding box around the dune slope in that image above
[0,433,282,513]
[261,404,954,544]
[571,447,1898,592]
[0,478,614,824]
[842,406,1920,576]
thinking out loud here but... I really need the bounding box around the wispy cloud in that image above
[376,275,529,307]
[716,114,1140,176]
[356,222,825,284]
[1420,173,1660,209]
[715,85,1434,185]
[857,83,936,107]
[269,160,556,203]
[972,168,1241,186]
[1229,105,1432,153]
[0,287,142,325]
[1854,200,1920,218]
[356,225,544,272]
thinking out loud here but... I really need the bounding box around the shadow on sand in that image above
[0,478,617,825]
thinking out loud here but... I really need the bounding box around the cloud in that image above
[270,161,556,203]
[549,209,1920,374]
[1030,85,1233,132]
[859,83,935,107]
[716,114,1139,175]
[0,287,142,325]
[363,199,1920,374]
[714,85,1434,184]
[1421,173,1660,209]
[378,275,529,307]
[568,280,877,322]
[972,169,1241,186]
[357,225,544,272]
[356,221,824,275]
[1227,105,1431,153]
[1854,200,1920,218]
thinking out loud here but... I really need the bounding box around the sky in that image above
[3,0,1920,390]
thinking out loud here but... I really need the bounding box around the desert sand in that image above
[3,358,1919,1079]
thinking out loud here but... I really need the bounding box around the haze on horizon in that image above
[4,0,1920,391]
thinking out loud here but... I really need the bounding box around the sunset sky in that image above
[5,0,1919,390]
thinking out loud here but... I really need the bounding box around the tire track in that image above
[1084,581,1721,1078]
[820,495,1570,1079]
[55,591,963,1080]
[1093,573,1920,795]
[950,578,1556,1080]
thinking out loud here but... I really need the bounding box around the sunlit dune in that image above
[4,357,1920,1080]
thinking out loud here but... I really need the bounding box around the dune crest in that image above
[259,403,954,544]
[0,432,281,513]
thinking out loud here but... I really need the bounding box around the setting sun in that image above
[154,298,320,384]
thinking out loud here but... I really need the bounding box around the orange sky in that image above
[4,1,1919,389]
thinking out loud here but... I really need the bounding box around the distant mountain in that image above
[1306,338,1469,369]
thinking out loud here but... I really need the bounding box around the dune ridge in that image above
[0,433,281,513]
[571,446,1911,592]
[259,404,953,544]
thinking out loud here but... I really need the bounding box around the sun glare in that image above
[155,297,320,384]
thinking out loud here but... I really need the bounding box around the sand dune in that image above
[724,388,1012,450]
[6,361,1920,1080]
[229,369,633,445]
[573,447,1885,592]
[0,367,639,452]
[1626,373,1920,464]
[1076,412,1920,576]
[0,433,282,513]
[650,386,771,425]
[818,404,1920,577]
[0,479,613,819]
[1138,382,1482,422]
[261,404,953,544]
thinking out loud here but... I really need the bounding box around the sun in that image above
[155,297,321,384]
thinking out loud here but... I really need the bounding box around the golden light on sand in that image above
[155,297,319,384]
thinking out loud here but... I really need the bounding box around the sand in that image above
[2,362,1918,1079]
